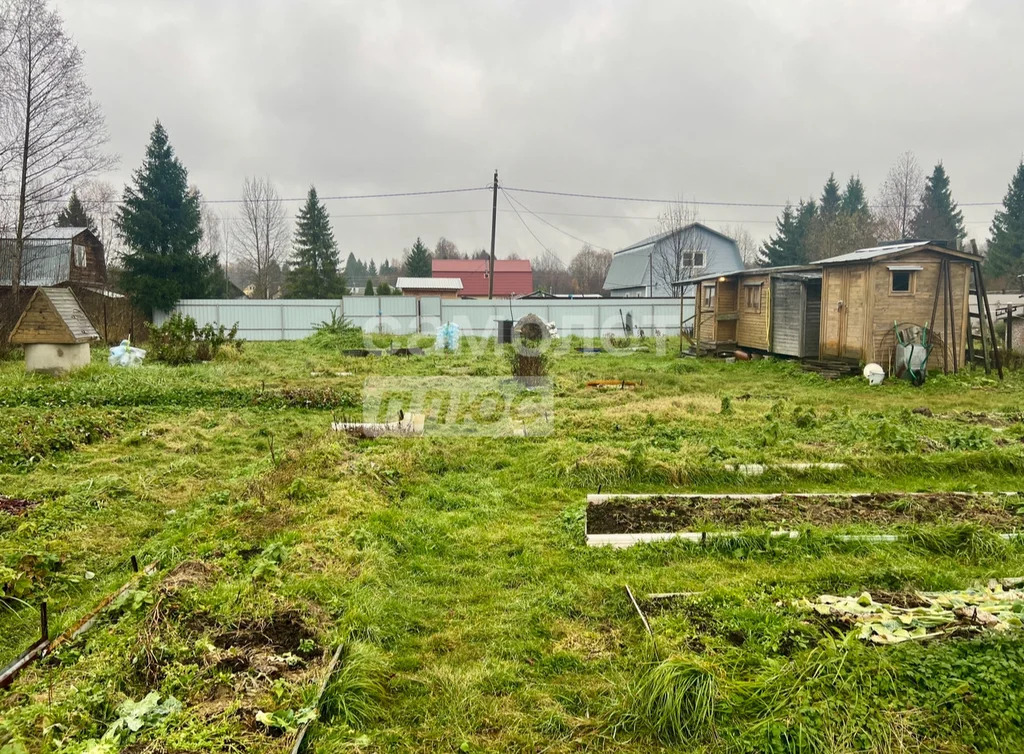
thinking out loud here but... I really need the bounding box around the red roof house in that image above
[431,259,533,297]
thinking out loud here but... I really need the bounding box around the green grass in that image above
[1,339,1024,752]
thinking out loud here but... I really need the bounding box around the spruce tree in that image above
[364,279,375,296]
[56,190,96,232]
[116,122,213,316]
[285,187,346,298]
[820,174,842,219]
[760,201,817,266]
[368,259,377,277]
[378,281,392,295]
[405,237,432,277]
[912,162,965,245]
[986,161,1024,279]
[840,176,870,217]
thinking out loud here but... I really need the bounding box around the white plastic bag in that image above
[109,339,147,367]
[434,323,460,352]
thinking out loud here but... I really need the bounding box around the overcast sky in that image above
[56,0,1024,266]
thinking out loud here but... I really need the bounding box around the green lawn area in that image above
[2,336,1024,753]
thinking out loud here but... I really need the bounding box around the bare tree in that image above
[568,243,612,294]
[232,176,289,299]
[720,224,759,268]
[876,150,924,241]
[532,250,571,293]
[434,236,464,259]
[77,178,119,258]
[650,199,710,297]
[0,0,115,294]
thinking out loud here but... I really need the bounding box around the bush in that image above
[148,313,242,365]
[307,311,365,350]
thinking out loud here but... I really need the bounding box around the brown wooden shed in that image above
[9,287,99,373]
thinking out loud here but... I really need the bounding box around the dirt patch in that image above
[869,590,931,609]
[161,560,221,593]
[943,410,1023,428]
[587,492,1023,534]
[213,610,316,653]
[0,495,39,515]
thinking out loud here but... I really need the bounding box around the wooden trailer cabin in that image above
[690,266,822,359]
[686,243,980,373]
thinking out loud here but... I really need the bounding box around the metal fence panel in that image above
[157,297,690,341]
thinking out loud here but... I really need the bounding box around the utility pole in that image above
[488,170,498,300]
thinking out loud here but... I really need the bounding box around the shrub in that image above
[148,314,242,365]
[307,311,365,350]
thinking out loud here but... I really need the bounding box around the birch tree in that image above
[233,177,288,299]
[876,151,924,242]
[0,0,114,294]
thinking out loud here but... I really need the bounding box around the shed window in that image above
[703,284,716,310]
[73,244,87,268]
[890,270,914,294]
[683,250,706,269]
[745,284,762,312]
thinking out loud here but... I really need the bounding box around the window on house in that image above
[73,244,87,268]
[890,270,913,293]
[703,284,716,310]
[683,250,706,268]
[745,284,762,312]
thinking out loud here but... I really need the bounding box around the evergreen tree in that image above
[56,190,96,232]
[759,201,817,266]
[285,187,346,298]
[986,161,1024,279]
[116,122,213,316]
[364,279,375,296]
[368,259,378,277]
[379,260,391,277]
[404,237,432,277]
[840,176,870,217]
[378,281,392,295]
[820,173,842,219]
[912,162,965,245]
[344,252,369,287]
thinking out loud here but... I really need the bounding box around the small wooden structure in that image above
[9,287,99,373]
[686,243,988,374]
[690,266,822,359]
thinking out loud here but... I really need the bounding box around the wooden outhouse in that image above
[9,287,99,373]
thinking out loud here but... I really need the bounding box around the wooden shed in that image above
[690,266,822,358]
[817,243,976,371]
[9,287,99,373]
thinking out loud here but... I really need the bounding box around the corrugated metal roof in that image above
[10,287,99,344]
[0,238,71,286]
[396,277,463,291]
[431,259,533,296]
[27,227,90,241]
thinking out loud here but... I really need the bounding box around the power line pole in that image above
[488,170,498,300]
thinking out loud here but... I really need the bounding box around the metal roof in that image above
[396,276,463,291]
[676,264,821,286]
[612,223,737,256]
[26,227,91,241]
[0,228,99,286]
[10,287,99,344]
[816,242,979,265]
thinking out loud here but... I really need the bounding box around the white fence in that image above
[155,297,693,341]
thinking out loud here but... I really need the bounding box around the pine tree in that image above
[404,237,432,277]
[759,201,817,266]
[364,279,374,296]
[344,252,369,287]
[56,190,96,232]
[820,174,842,219]
[840,176,870,217]
[912,162,965,246]
[378,281,392,295]
[116,122,213,316]
[368,259,378,277]
[986,161,1024,279]
[285,187,346,298]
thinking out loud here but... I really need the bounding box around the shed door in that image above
[821,266,868,360]
[771,279,804,357]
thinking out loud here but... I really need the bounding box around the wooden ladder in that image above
[966,259,1003,380]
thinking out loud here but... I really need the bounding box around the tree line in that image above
[758,151,1024,287]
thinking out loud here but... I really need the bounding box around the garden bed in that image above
[586,492,1023,535]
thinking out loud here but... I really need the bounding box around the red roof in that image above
[431,259,533,297]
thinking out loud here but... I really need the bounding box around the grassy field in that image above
[2,334,1024,753]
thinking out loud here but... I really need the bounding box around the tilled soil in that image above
[0,495,38,515]
[586,492,1023,534]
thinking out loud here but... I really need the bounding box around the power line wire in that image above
[502,189,612,251]
[502,188,555,258]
